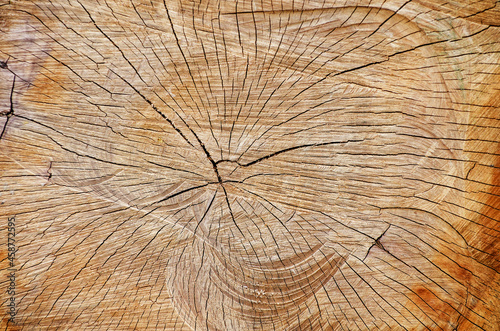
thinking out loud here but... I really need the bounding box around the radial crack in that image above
[0,75,15,140]
[217,139,364,167]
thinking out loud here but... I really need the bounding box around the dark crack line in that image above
[217,139,363,167]
[194,189,218,235]
[79,2,198,150]
[108,68,196,146]
[162,0,222,163]
[43,211,129,319]
[365,0,412,39]
[156,182,214,204]
[292,36,447,102]
[100,49,221,185]
[133,222,170,261]
[319,211,375,241]
[79,1,148,85]
[364,224,391,261]
[17,113,143,169]
[0,75,15,140]
[460,3,498,19]
[163,0,208,121]
[81,1,223,185]
[146,160,205,178]
[221,184,244,236]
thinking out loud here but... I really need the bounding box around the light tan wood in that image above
[1,0,499,330]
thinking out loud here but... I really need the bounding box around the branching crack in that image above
[0,75,15,140]
[80,1,223,185]
[161,0,223,184]
[364,225,391,261]
[113,64,223,184]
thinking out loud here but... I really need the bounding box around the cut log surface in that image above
[1,0,499,330]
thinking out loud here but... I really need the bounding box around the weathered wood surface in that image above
[1,0,499,330]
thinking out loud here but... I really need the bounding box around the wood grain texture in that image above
[0,0,499,330]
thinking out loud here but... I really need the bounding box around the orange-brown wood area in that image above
[1,0,499,330]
